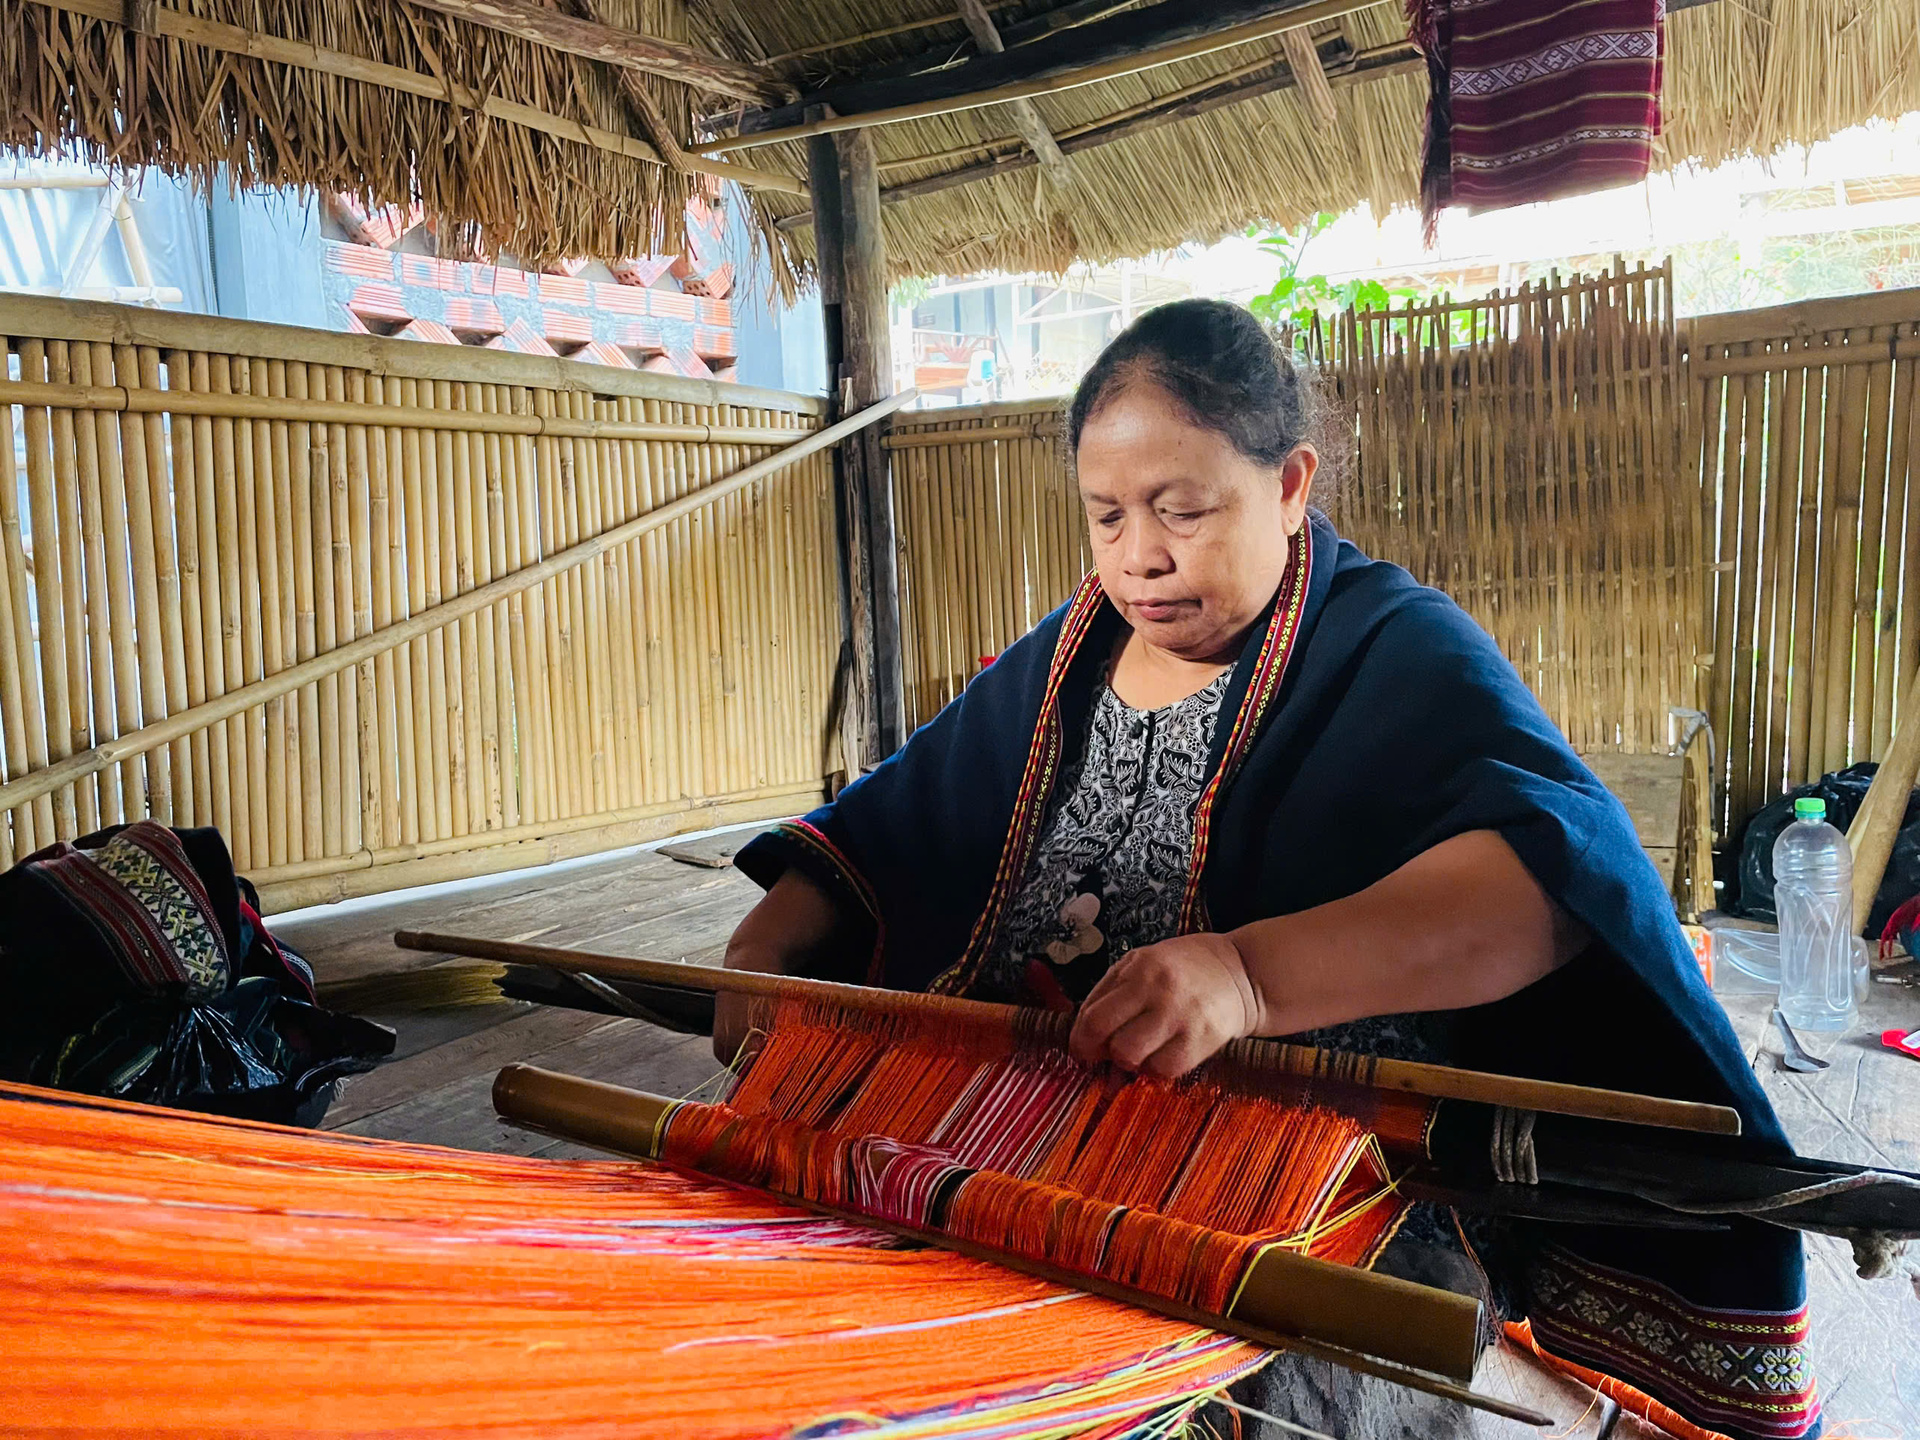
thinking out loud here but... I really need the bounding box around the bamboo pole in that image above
[0,392,912,818]
[379,376,418,848]
[254,783,827,909]
[448,381,487,834]
[187,353,234,842]
[20,340,78,836]
[64,341,114,830]
[0,351,53,852]
[265,360,303,861]
[1861,341,1899,758]
[242,356,286,868]
[114,343,172,822]
[482,384,521,830]
[140,346,192,826]
[394,931,1739,1137]
[1822,347,1873,774]
[287,362,325,856]
[0,378,815,442]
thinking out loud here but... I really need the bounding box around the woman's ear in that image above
[1278,444,1317,532]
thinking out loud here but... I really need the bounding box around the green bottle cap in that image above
[1793,796,1826,821]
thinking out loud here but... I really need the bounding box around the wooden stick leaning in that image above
[0,392,916,818]
[397,929,1744,1136]
[490,1064,1551,1424]
[1848,663,1920,933]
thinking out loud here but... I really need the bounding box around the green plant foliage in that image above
[1246,215,1420,341]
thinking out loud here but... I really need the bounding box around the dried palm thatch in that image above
[0,0,800,288]
[698,0,1920,282]
[2,0,1916,285]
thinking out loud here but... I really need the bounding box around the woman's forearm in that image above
[1230,830,1588,1036]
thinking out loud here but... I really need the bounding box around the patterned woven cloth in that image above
[1411,0,1666,234]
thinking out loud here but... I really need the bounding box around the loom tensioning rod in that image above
[491,1063,1555,1428]
[398,929,1744,1137]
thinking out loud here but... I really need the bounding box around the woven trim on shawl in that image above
[762,820,888,986]
[1523,1246,1818,1440]
[31,822,231,1000]
[1177,522,1313,933]
[930,572,1108,998]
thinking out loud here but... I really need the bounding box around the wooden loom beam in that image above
[490,1063,1556,1424]
[395,929,1745,1136]
[700,0,1380,154]
[396,0,791,104]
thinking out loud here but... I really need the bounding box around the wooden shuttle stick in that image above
[402,928,1743,1136]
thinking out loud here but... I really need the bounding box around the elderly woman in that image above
[723,300,1813,1440]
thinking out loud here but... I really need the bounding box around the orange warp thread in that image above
[0,1081,1268,1439]
[659,996,1422,1330]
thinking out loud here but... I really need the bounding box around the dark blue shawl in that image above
[740,512,1816,1439]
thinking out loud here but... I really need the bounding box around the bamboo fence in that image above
[886,401,1084,726]
[1692,288,1920,832]
[0,297,845,909]
[1318,261,1697,759]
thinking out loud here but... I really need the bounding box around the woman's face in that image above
[1075,379,1315,664]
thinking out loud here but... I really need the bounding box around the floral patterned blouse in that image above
[984,666,1458,1072]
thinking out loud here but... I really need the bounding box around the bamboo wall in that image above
[1694,289,1920,832]
[0,297,843,910]
[887,402,1085,727]
[888,266,1698,758]
[1319,263,1696,757]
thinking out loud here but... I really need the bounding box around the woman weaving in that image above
[723,302,1815,1440]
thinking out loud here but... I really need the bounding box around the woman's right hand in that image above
[714,870,844,1064]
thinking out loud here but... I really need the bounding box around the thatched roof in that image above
[5,0,1919,287]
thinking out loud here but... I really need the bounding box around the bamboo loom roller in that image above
[491,1064,1487,1386]
[399,929,1744,1136]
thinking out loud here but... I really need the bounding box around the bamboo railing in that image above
[0,297,852,909]
[1692,288,1920,831]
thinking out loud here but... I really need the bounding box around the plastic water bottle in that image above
[1773,797,1857,1034]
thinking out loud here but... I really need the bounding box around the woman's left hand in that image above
[1068,934,1267,1078]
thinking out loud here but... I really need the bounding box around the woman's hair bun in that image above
[1067,298,1313,468]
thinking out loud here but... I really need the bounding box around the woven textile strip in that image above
[27,821,231,1000]
[1177,522,1311,933]
[932,572,1110,997]
[1523,1246,1818,1440]
[0,1081,1268,1439]
[1412,0,1665,232]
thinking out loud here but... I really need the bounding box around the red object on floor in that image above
[1880,1028,1920,1060]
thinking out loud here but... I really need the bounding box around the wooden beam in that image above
[953,0,1075,195]
[715,0,1374,149]
[398,0,790,104]
[774,35,1398,230]
[761,1,1023,66]
[854,0,1133,87]
[26,0,806,196]
[1279,26,1338,128]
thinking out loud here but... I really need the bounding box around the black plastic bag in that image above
[1727,761,1920,935]
[0,821,393,1124]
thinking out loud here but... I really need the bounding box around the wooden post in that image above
[807,123,867,781]
[812,119,906,769]
[836,129,907,760]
